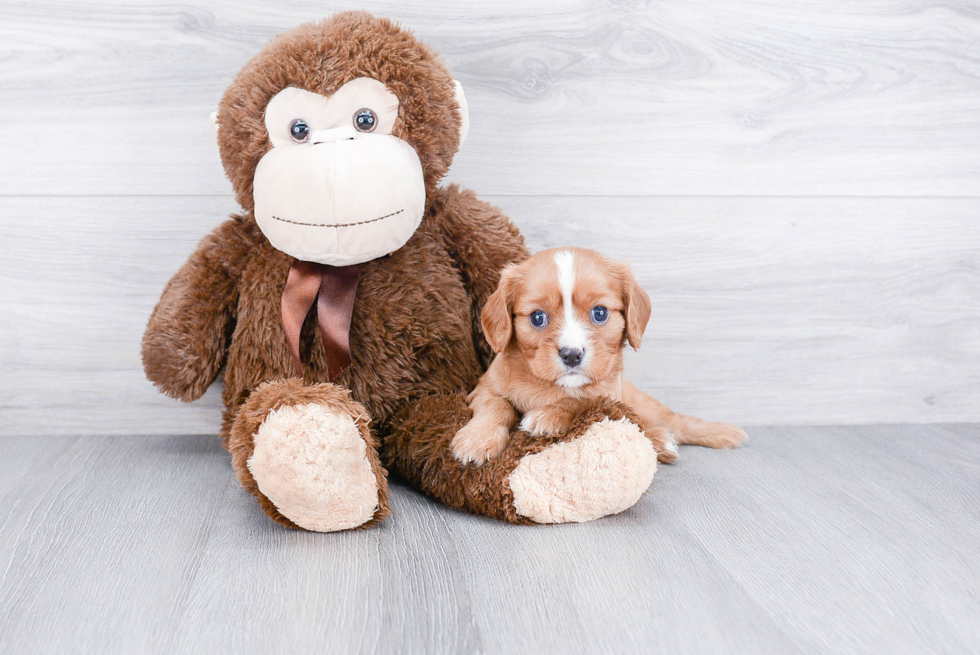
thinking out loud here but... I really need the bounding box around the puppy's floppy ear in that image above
[482,266,518,353]
[619,262,651,350]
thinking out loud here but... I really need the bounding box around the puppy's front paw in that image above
[519,406,572,436]
[451,422,511,466]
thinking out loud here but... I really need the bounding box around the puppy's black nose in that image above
[559,347,584,368]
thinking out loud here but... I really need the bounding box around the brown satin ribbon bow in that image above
[281,260,360,380]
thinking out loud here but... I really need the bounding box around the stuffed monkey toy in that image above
[142,11,660,531]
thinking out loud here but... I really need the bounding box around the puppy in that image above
[451,247,746,465]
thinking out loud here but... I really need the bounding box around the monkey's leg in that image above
[623,381,747,452]
[226,378,389,531]
[382,393,658,525]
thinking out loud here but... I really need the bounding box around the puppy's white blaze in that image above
[554,250,589,354]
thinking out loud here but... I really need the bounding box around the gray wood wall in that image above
[2,1,978,435]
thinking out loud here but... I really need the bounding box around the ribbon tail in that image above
[281,260,324,376]
[316,264,360,380]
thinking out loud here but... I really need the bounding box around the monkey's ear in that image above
[453,81,470,149]
[482,266,517,353]
[210,110,220,138]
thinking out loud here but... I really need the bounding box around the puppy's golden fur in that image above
[452,247,746,465]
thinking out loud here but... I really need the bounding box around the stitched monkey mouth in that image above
[270,208,405,228]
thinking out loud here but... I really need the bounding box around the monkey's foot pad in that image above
[248,403,381,532]
[509,417,658,523]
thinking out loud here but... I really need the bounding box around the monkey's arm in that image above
[142,217,250,401]
[429,185,529,367]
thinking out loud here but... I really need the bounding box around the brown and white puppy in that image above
[451,247,746,465]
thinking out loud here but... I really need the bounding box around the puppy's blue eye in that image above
[590,306,608,324]
[529,310,549,328]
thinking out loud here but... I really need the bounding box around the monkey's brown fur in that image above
[143,12,658,528]
[383,393,645,525]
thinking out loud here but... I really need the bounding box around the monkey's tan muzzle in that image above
[253,132,425,266]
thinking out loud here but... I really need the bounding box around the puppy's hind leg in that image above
[619,382,680,463]
[622,381,746,452]
[644,427,680,464]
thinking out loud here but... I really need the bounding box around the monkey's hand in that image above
[142,219,245,402]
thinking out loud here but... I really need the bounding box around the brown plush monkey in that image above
[142,12,660,531]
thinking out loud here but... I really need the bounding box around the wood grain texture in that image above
[0,1,978,196]
[1,425,978,653]
[2,195,977,435]
[1,2,978,430]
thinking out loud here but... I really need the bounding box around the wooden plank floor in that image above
[1,425,977,654]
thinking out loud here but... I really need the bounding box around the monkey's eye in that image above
[529,311,549,328]
[353,108,378,133]
[289,119,311,143]
[590,306,609,324]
